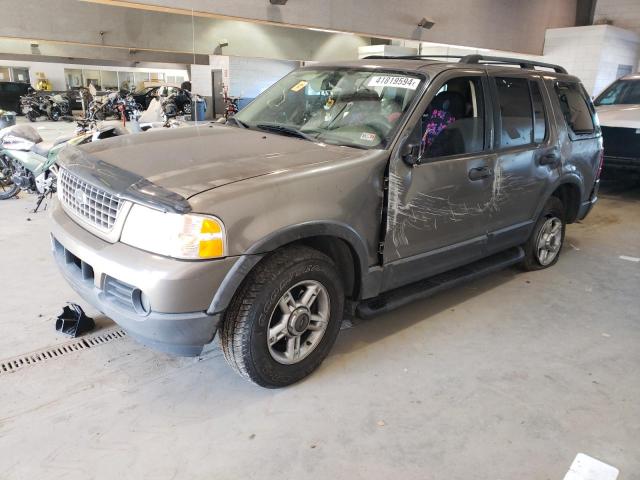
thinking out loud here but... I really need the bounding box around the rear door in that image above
[485,74,558,252]
[382,69,497,290]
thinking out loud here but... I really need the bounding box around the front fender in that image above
[1,149,49,176]
[207,221,371,314]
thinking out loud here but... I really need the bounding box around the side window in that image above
[530,80,547,143]
[494,77,533,148]
[554,82,595,135]
[416,76,485,159]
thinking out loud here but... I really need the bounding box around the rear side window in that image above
[554,82,595,136]
[494,77,533,148]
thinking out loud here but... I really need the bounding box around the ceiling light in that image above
[418,17,435,29]
[269,0,288,4]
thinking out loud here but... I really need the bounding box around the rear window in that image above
[554,82,595,136]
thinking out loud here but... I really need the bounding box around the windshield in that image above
[594,79,640,106]
[234,68,425,149]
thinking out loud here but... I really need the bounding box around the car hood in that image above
[72,124,364,199]
[596,104,640,129]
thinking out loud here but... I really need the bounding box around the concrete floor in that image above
[1,120,639,479]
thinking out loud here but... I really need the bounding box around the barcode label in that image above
[368,76,421,90]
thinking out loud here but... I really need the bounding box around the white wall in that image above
[228,57,298,98]
[544,25,640,95]
[394,24,640,96]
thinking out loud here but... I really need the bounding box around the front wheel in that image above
[220,245,344,388]
[27,110,38,122]
[0,156,20,200]
[521,196,565,270]
[50,107,61,122]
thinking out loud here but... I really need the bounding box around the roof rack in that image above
[363,54,567,74]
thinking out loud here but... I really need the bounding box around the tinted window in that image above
[418,76,485,159]
[555,82,595,135]
[495,77,533,148]
[531,81,547,143]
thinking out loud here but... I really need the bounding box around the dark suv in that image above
[51,55,602,387]
[0,81,30,113]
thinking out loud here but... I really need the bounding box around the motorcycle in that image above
[21,94,55,122]
[50,93,71,116]
[223,93,239,119]
[86,90,142,122]
[0,122,131,211]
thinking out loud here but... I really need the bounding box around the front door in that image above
[382,71,497,290]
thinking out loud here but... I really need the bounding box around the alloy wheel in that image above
[536,216,563,266]
[267,280,330,365]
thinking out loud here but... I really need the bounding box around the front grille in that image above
[601,126,640,159]
[59,168,121,232]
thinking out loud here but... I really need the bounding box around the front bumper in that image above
[603,155,640,172]
[50,201,239,356]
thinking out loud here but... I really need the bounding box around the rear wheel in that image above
[521,196,565,271]
[220,245,344,388]
[27,110,38,122]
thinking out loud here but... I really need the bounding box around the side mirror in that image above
[401,142,421,166]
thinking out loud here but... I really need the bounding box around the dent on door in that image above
[384,152,544,263]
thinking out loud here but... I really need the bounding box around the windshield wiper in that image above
[256,124,317,142]
[226,116,248,128]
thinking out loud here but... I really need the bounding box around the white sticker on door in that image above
[368,76,421,90]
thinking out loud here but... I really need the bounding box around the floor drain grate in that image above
[0,327,127,375]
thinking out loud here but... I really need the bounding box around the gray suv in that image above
[51,55,602,387]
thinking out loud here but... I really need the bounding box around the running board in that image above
[356,247,524,319]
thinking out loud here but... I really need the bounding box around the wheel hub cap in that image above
[536,216,563,266]
[267,280,331,365]
[288,308,311,336]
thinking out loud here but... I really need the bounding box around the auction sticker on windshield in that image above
[368,76,421,90]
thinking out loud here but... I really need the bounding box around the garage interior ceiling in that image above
[81,0,578,54]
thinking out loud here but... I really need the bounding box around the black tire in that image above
[220,245,344,388]
[183,102,192,115]
[0,156,20,200]
[521,196,565,271]
[27,110,38,122]
[50,108,61,122]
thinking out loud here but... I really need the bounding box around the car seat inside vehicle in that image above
[420,77,485,159]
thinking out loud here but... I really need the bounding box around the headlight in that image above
[120,204,226,259]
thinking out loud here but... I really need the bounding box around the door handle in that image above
[468,166,493,181]
[539,152,560,167]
